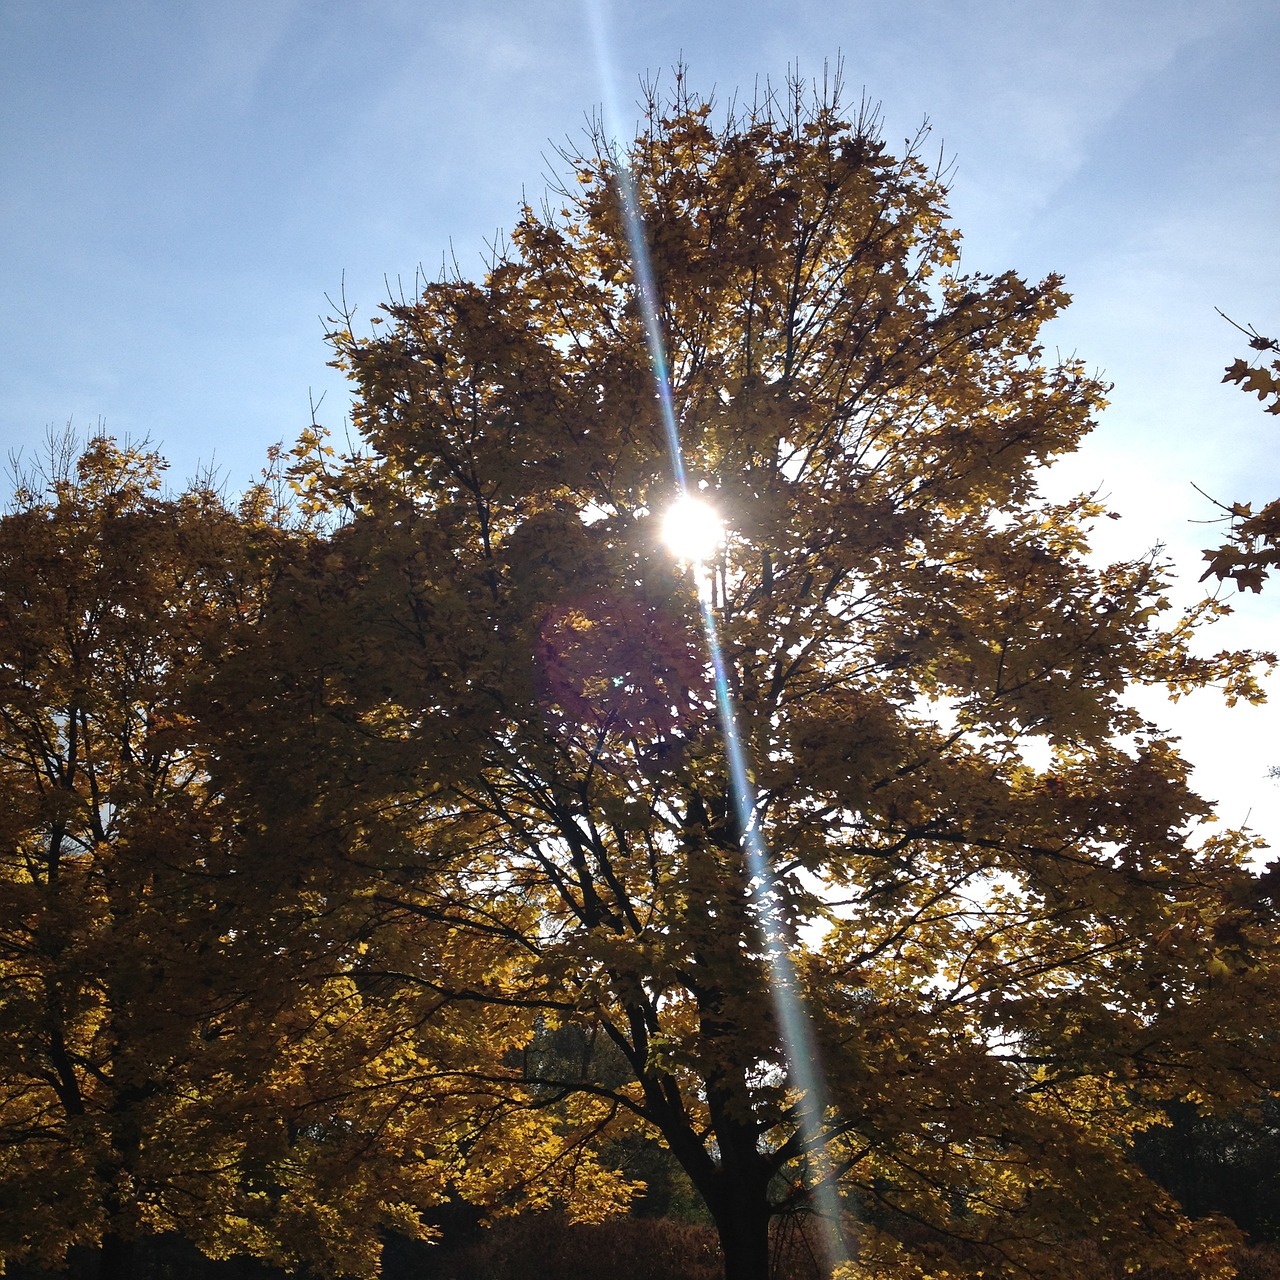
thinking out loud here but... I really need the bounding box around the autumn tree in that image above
[240,76,1280,1280]
[1201,316,1280,593]
[0,434,274,1276]
[0,436,558,1280]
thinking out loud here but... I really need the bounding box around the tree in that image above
[245,76,1280,1280]
[0,434,279,1276]
[1200,315,1280,593]
[0,436,538,1279]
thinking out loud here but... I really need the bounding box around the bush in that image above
[435,1214,721,1280]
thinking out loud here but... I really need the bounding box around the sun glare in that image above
[661,494,724,563]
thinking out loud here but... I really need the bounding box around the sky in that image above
[2,0,1278,846]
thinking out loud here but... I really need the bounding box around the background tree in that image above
[251,76,1280,1280]
[0,434,282,1276]
[1135,1097,1280,1246]
[0,436,552,1280]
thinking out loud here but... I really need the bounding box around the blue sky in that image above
[2,0,1278,841]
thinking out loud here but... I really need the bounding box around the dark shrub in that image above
[436,1214,721,1280]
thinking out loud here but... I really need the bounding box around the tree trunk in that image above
[712,1194,773,1280]
[97,1231,136,1280]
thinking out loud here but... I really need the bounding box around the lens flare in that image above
[661,494,723,564]
[585,3,850,1269]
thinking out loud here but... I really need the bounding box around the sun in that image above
[661,493,724,563]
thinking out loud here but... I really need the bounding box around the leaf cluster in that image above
[1201,317,1280,593]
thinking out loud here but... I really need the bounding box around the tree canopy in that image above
[3,75,1279,1280]
[261,77,1276,1280]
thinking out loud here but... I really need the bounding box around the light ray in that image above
[697,598,849,1265]
[584,4,851,1270]
[585,2,686,490]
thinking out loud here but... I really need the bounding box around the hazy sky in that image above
[2,0,1278,843]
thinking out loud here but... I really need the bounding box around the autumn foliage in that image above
[1201,318,1280,593]
[2,75,1279,1280]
